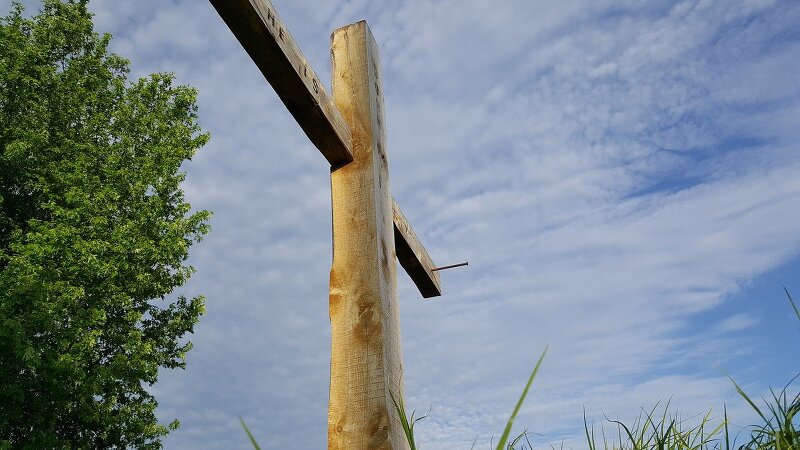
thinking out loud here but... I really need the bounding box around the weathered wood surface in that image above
[328,21,409,450]
[392,200,442,298]
[209,0,353,166]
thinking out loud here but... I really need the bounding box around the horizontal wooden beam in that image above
[209,0,353,166]
[392,199,441,298]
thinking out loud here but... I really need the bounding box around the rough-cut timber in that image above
[328,21,409,450]
[392,200,442,298]
[209,0,353,166]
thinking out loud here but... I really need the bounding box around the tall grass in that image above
[583,403,727,450]
[731,375,799,449]
[726,287,800,449]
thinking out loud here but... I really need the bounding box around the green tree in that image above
[0,1,210,448]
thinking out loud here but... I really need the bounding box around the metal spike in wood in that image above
[209,1,443,448]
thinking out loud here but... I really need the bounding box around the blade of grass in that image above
[508,430,527,449]
[605,416,637,450]
[240,417,262,450]
[584,408,597,450]
[700,410,726,449]
[724,405,730,450]
[730,376,771,427]
[785,286,800,322]
[496,347,548,450]
[390,390,428,450]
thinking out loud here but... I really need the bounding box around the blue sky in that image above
[6,0,800,448]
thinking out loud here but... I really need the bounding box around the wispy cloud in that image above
[5,0,799,448]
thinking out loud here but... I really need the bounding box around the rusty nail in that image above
[431,261,469,272]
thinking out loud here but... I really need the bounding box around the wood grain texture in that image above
[328,21,409,450]
[209,0,353,166]
[392,200,442,298]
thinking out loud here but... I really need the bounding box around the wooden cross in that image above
[209,1,444,448]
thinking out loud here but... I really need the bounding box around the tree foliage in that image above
[0,1,210,448]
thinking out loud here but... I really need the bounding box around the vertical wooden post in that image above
[328,21,408,450]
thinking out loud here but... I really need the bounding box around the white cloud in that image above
[5,0,799,448]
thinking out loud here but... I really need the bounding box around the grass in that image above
[242,289,798,449]
[731,374,800,449]
[583,399,734,450]
[240,417,262,450]
[390,389,430,450]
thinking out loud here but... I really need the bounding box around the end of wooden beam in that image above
[392,200,441,298]
[209,0,353,166]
